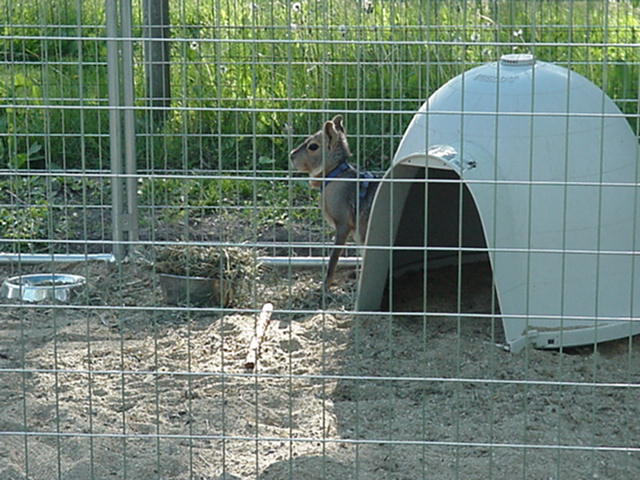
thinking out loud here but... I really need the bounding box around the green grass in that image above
[0,175,109,252]
[1,0,639,251]
[1,0,639,172]
[137,174,317,224]
[0,171,320,252]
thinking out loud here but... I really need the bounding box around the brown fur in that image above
[290,115,377,288]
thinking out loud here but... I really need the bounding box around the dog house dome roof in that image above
[358,54,640,352]
[394,53,635,179]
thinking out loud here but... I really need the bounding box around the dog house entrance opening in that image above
[382,166,496,314]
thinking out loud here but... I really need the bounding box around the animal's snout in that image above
[289,144,301,159]
[289,145,304,170]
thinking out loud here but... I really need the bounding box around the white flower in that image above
[290,23,298,31]
[190,41,198,50]
[362,0,373,13]
[470,32,480,42]
[292,2,302,13]
[513,28,523,38]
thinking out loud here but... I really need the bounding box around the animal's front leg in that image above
[325,224,350,289]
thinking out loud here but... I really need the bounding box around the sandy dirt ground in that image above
[1,258,639,479]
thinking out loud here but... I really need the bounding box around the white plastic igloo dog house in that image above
[357,54,640,353]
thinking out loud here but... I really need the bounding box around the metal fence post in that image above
[106,0,125,262]
[121,0,139,246]
[106,0,139,262]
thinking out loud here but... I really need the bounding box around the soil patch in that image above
[1,260,639,479]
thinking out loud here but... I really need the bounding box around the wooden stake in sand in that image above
[244,303,274,370]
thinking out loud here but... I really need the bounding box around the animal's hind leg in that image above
[325,224,350,289]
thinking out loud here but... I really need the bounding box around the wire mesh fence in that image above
[1,0,639,479]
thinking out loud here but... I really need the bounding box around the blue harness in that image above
[323,162,373,200]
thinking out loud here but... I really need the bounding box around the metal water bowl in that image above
[1,273,86,303]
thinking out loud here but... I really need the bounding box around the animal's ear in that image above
[324,120,338,145]
[332,115,345,133]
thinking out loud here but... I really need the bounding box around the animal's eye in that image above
[308,143,319,151]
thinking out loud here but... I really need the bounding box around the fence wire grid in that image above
[1,0,640,479]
